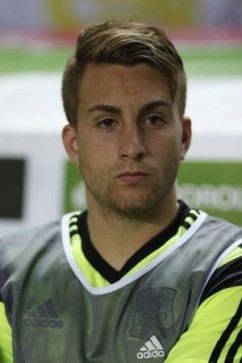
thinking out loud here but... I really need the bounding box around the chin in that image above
[111,195,161,216]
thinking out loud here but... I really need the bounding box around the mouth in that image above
[116,171,149,184]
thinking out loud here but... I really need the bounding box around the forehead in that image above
[78,63,172,107]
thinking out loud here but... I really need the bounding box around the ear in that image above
[62,125,79,166]
[180,117,192,160]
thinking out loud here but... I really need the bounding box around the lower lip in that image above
[118,174,148,184]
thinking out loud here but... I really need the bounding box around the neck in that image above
[86,193,179,271]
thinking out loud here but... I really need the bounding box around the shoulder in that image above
[0,220,63,299]
[194,214,242,257]
[0,220,62,269]
[0,220,61,246]
[201,213,242,236]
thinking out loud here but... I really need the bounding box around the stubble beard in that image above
[83,160,180,220]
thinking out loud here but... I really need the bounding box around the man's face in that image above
[63,63,191,217]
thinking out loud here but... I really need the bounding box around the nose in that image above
[118,124,146,160]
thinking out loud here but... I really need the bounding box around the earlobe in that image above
[62,125,79,165]
[180,117,192,160]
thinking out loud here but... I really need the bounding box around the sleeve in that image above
[165,287,242,363]
[165,247,242,363]
[0,302,13,363]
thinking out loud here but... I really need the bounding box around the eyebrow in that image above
[87,101,171,116]
[87,104,121,115]
[138,101,172,117]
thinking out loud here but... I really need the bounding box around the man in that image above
[0,19,241,363]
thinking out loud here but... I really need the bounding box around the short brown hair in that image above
[62,19,187,127]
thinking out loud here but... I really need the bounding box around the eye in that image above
[97,118,117,129]
[143,115,164,126]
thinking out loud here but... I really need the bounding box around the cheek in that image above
[78,140,109,173]
[159,135,183,164]
[150,131,181,153]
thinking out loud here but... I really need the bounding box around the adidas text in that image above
[136,335,165,360]
[23,318,63,329]
[137,350,165,359]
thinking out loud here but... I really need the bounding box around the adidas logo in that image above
[23,299,63,329]
[137,335,165,360]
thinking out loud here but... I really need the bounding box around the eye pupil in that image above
[148,116,160,123]
[104,119,113,126]
[98,118,116,129]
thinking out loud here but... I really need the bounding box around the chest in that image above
[8,258,201,363]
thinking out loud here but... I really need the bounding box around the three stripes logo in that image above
[23,299,63,329]
[137,335,165,360]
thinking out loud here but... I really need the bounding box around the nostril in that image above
[120,148,146,160]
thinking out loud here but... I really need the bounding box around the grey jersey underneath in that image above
[0,213,242,363]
